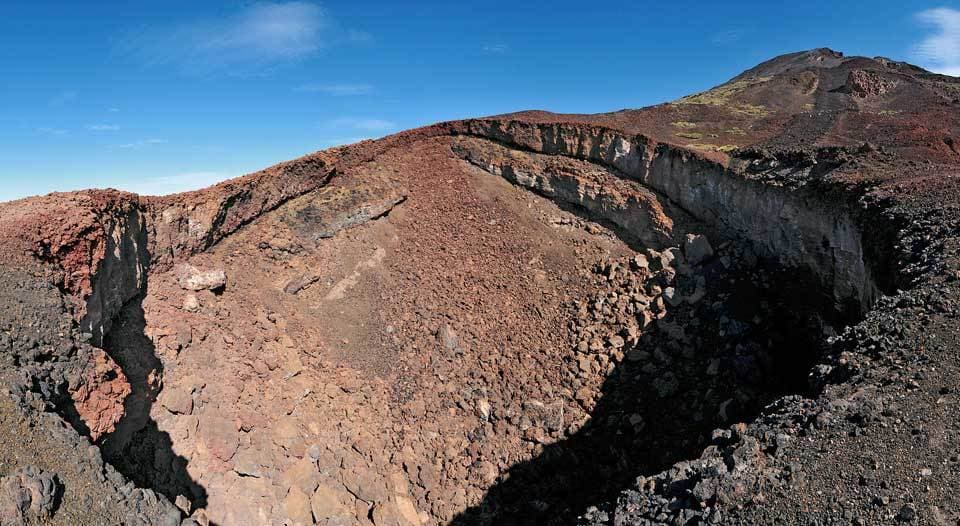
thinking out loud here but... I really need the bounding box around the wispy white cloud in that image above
[118,2,349,73]
[711,29,743,44]
[48,91,77,107]
[112,172,233,196]
[294,83,373,95]
[482,43,509,54]
[107,107,120,113]
[913,7,960,76]
[322,117,395,132]
[115,138,168,149]
[37,127,68,136]
[86,124,120,131]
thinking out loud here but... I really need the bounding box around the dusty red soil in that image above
[138,137,646,524]
[0,48,958,526]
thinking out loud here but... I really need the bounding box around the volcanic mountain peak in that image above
[0,50,958,526]
[732,47,849,80]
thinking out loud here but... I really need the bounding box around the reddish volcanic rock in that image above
[70,348,132,441]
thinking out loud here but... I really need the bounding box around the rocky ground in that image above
[0,48,958,526]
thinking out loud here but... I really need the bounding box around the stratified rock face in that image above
[0,48,958,526]
[452,136,676,249]
[451,121,882,317]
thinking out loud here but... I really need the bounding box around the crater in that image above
[39,121,903,526]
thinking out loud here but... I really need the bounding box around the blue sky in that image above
[2,1,959,201]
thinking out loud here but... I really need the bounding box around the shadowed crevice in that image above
[98,296,208,512]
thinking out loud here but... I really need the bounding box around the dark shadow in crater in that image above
[98,296,208,511]
[451,257,837,526]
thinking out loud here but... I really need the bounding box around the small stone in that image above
[342,469,388,503]
[282,458,320,495]
[607,335,625,349]
[658,251,675,270]
[575,387,593,404]
[311,483,353,523]
[175,495,192,514]
[372,498,422,526]
[630,254,649,271]
[662,287,682,307]
[896,503,917,522]
[718,398,733,420]
[199,416,239,462]
[437,324,461,353]
[685,280,707,305]
[651,268,676,287]
[232,449,263,478]
[190,509,211,526]
[394,496,422,525]
[282,486,313,526]
[652,297,666,317]
[476,398,491,421]
[683,234,714,265]
[653,373,679,398]
[183,294,201,312]
[475,461,498,485]
[638,310,654,329]
[272,418,302,452]
[161,389,194,415]
[666,247,684,266]
[175,264,227,291]
[522,399,564,432]
[523,427,548,444]
[706,359,720,376]
[577,354,594,373]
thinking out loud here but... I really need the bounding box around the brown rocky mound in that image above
[0,48,958,526]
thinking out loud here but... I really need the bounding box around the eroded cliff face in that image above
[451,137,677,249]
[80,205,149,346]
[449,119,884,316]
[645,145,879,316]
[145,154,335,270]
[0,192,150,442]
